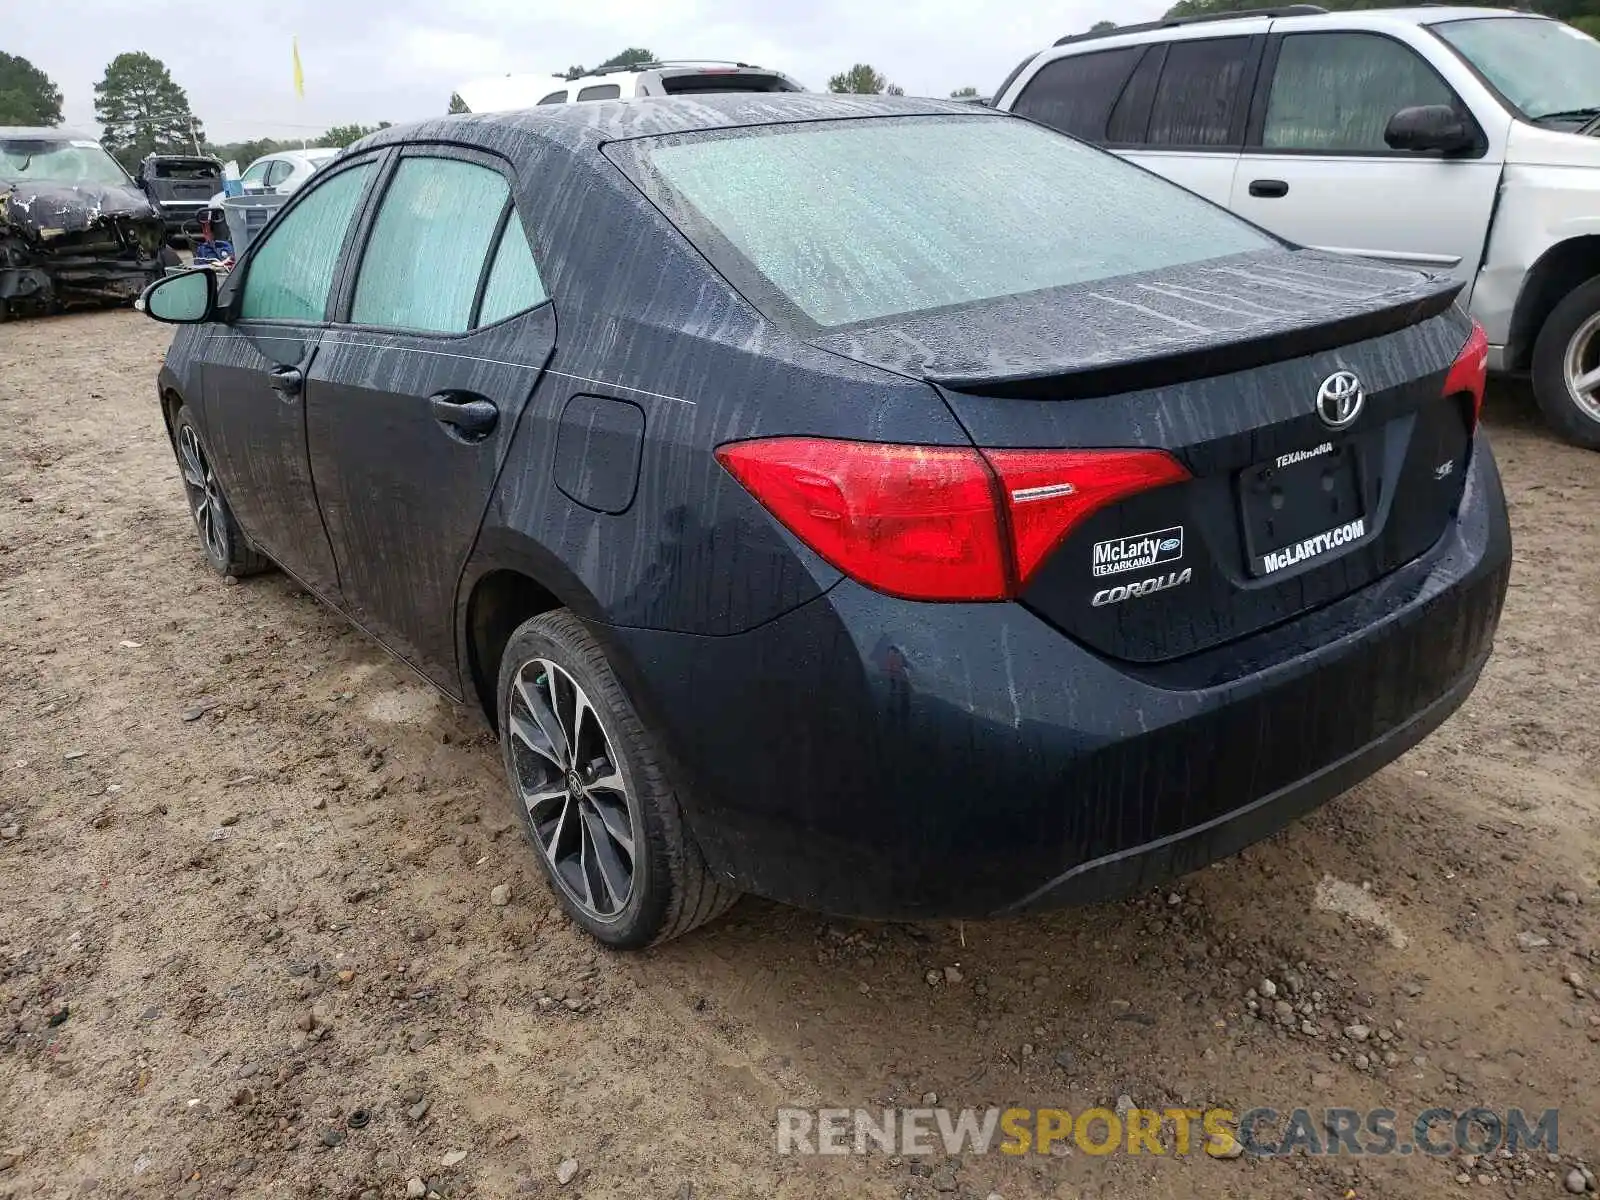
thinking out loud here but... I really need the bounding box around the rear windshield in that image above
[633,116,1273,328]
[153,160,220,179]
[660,72,799,95]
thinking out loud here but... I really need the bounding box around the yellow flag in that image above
[293,36,305,98]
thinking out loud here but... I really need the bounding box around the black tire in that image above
[1531,273,1600,451]
[171,406,273,578]
[497,610,738,949]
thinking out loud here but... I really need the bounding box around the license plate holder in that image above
[1238,442,1366,577]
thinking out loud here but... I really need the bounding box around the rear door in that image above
[1007,33,1264,207]
[1121,32,1265,206]
[197,155,381,598]
[1229,27,1503,282]
[305,146,555,687]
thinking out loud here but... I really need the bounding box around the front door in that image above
[305,150,556,687]
[198,159,379,597]
[1229,29,1505,285]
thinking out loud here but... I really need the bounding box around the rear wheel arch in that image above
[458,532,609,731]
[1506,236,1600,370]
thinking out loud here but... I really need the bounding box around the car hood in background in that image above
[1505,118,1600,166]
[0,180,159,240]
[808,249,1462,399]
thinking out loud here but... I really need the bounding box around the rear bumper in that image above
[603,441,1511,920]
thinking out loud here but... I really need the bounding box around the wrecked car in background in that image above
[136,153,222,244]
[1,127,177,319]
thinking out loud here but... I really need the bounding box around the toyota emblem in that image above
[1316,370,1364,429]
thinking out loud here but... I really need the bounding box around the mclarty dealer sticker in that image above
[1092,526,1184,578]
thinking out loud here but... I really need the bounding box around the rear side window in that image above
[478,219,549,325]
[577,84,621,101]
[1106,46,1163,143]
[352,158,509,333]
[1146,37,1252,147]
[264,160,294,186]
[635,117,1273,328]
[1263,33,1456,152]
[240,163,373,322]
[1011,48,1143,142]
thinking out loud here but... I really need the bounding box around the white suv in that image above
[995,5,1600,449]
[455,61,804,112]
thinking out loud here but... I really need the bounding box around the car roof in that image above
[362,92,993,154]
[0,126,100,141]
[1047,3,1533,49]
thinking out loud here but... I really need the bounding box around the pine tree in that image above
[94,52,204,167]
[0,52,63,126]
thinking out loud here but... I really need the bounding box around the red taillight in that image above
[985,448,1193,585]
[715,438,1189,602]
[1446,320,1490,430]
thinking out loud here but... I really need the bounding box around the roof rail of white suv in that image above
[579,59,768,77]
[1052,5,1328,48]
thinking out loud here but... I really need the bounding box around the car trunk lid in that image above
[808,251,1478,662]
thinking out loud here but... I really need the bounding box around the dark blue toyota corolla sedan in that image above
[140,94,1510,948]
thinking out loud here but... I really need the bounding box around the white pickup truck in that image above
[995,5,1600,450]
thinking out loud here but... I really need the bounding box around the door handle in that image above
[429,393,499,441]
[268,365,304,399]
[1248,179,1289,199]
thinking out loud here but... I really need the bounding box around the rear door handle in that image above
[1248,179,1289,199]
[429,393,499,441]
[268,365,304,399]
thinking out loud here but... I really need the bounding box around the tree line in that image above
[0,48,392,170]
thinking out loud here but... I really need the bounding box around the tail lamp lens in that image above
[715,437,1189,602]
[1446,320,1490,429]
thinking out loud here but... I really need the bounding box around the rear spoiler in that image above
[927,283,1462,401]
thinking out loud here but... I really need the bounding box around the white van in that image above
[995,5,1600,449]
[455,61,804,112]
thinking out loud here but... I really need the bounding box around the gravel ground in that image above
[1,308,1598,1200]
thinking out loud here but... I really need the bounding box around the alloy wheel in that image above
[177,425,228,565]
[506,658,638,922]
[1564,311,1600,425]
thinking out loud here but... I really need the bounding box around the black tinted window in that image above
[1147,37,1252,147]
[1264,33,1455,151]
[577,84,621,101]
[1011,48,1142,142]
[1106,46,1162,143]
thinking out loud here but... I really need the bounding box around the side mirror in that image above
[138,267,217,324]
[1385,105,1476,155]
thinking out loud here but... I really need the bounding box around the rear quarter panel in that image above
[467,131,972,637]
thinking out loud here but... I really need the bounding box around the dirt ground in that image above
[1,308,1596,1200]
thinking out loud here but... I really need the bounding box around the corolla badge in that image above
[1316,370,1365,429]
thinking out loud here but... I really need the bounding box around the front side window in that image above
[240,159,271,185]
[239,163,373,322]
[635,116,1273,328]
[1264,33,1455,152]
[1010,47,1143,143]
[577,84,621,101]
[1146,37,1252,147]
[538,91,568,105]
[1433,17,1600,125]
[351,157,509,333]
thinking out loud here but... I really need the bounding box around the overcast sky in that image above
[13,0,1167,143]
